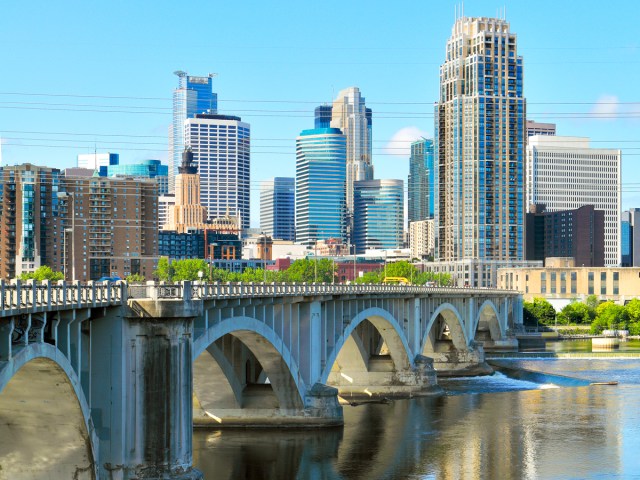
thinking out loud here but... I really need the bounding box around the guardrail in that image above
[126,281,520,301]
[0,280,124,314]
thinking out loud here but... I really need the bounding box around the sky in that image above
[1,0,639,227]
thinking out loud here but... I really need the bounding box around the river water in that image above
[193,342,640,479]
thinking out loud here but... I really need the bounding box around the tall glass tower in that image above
[353,179,404,253]
[295,128,346,247]
[169,71,217,193]
[435,17,525,261]
[261,177,295,241]
[408,138,435,222]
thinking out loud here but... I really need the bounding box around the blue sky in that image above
[1,0,639,226]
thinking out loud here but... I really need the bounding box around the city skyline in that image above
[1,1,638,227]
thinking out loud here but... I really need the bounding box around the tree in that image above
[171,259,209,281]
[154,257,173,282]
[523,297,556,327]
[125,273,145,283]
[585,294,600,310]
[593,301,628,332]
[18,266,63,282]
[557,301,594,325]
[283,258,336,283]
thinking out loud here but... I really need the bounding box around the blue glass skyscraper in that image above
[295,128,346,246]
[169,71,217,193]
[408,138,435,222]
[353,179,404,253]
[261,177,295,241]
[100,159,169,195]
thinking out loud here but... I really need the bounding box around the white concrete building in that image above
[185,114,250,231]
[77,152,118,170]
[158,194,175,230]
[409,220,435,260]
[526,136,622,266]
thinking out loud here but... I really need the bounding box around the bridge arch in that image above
[0,344,97,479]
[193,316,306,419]
[321,307,413,384]
[475,300,504,341]
[421,302,469,355]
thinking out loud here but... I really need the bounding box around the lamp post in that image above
[261,233,267,283]
[198,270,203,283]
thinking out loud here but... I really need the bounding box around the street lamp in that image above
[261,233,267,283]
[198,270,203,283]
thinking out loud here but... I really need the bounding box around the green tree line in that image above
[524,295,640,335]
[154,258,451,286]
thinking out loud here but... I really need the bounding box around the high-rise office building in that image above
[435,16,525,262]
[353,179,404,253]
[101,159,169,195]
[408,138,435,222]
[164,148,208,233]
[409,219,436,261]
[314,105,333,129]
[77,152,119,170]
[526,135,621,266]
[295,128,346,247]
[169,71,217,193]
[0,164,61,279]
[184,113,250,230]
[621,209,640,267]
[330,87,373,219]
[260,177,295,241]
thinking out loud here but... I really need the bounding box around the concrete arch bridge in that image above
[0,280,521,479]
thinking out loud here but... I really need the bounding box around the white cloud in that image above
[590,94,619,119]
[384,126,430,158]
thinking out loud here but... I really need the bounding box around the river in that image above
[193,341,640,479]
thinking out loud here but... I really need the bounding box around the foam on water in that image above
[440,371,559,395]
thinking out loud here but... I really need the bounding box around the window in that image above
[588,272,594,295]
[613,272,619,295]
[601,272,607,295]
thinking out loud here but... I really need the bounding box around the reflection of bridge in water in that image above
[0,280,521,479]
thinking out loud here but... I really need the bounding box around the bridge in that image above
[0,280,521,479]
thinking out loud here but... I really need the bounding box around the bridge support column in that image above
[430,341,493,377]
[92,298,203,480]
[329,355,440,400]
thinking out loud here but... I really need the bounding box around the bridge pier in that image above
[429,342,493,377]
[328,355,440,400]
[91,294,203,479]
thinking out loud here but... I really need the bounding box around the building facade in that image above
[0,164,61,279]
[330,87,373,221]
[620,209,640,267]
[295,128,347,247]
[526,135,621,266]
[435,16,525,262]
[184,114,250,230]
[498,260,640,308]
[57,174,159,281]
[77,152,119,170]
[526,120,556,137]
[260,177,295,241]
[169,71,217,193]
[525,204,605,267]
[353,179,404,254]
[408,138,435,222]
[163,148,208,233]
[101,159,169,196]
[409,219,436,260]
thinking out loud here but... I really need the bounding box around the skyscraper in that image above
[526,135,621,266]
[435,16,525,262]
[330,87,373,222]
[184,113,250,230]
[408,138,435,222]
[295,128,346,247]
[164,148,208,233]
[0,164,61,279]
[101,159,169,195]
[260,177,295,241]
[169,71,217,193]
[353,179,404,253]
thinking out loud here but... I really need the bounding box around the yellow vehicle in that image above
[382,277,411,285]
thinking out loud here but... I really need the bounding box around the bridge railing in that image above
[126,281,519,301]
[0,280,124,314]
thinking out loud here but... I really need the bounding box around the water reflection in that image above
[194,362,639,479]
